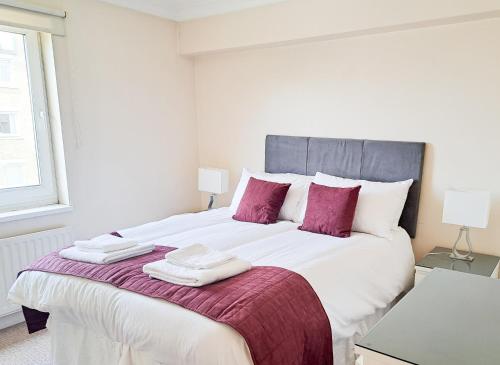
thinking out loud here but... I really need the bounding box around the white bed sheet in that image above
[9,208,414,365]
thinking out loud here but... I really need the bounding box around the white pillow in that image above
[230,168,313,223]
[313,172,413,238]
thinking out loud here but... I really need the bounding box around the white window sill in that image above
[0,204,73,223]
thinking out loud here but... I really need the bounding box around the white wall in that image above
[179,0,500,55]
[195,18,500,260]
[0,0,200,239]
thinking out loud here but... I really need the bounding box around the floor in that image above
[0,323,50,365]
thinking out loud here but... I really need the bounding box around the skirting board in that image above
[0,310,24,330]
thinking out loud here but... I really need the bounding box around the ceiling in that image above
[100,0,288,21]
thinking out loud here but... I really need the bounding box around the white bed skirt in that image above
[45,302,393,365]
[48,316,162,365]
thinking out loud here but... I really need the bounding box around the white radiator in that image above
[0,227,73,327]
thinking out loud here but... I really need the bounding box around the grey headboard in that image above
[265,135,425,238]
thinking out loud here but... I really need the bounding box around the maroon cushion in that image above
[233,177,291,224]
[299,183,361,238]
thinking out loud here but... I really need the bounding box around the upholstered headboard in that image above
[265,135,425,238]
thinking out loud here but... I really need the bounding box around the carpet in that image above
[0,323,50,365]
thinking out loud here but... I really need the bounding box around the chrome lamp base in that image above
[207,194,216,210]
[449,226,474,262]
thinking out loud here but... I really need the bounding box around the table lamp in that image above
[198,167,229,210]
[442,190,490,261]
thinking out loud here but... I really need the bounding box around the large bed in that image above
[8,135,425,365]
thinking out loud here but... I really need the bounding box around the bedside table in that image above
[355,269,500,365]
[414,246,500,285]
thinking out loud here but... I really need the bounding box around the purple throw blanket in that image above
[20,246,333,365]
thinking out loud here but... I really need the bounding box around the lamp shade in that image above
[198,168,229,194]
[442,190,490,228]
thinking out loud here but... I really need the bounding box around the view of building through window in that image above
[0,30,40,189]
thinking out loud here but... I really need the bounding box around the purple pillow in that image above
[299,183,361,238]
[233,177,291,224]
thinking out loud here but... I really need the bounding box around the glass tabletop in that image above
[357,269,500,365]
[416,246,500,277]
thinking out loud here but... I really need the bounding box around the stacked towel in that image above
[75,234,137,253]
[143,258,251,287]
[60,244,154,264]
[165,243,235,269]
[143,244,251,287]
[60,234,154,264]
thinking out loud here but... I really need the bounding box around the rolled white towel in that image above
[60,243,154,264]
[143,258,251,287]
[165,244,235,269]
[74,234,137,253]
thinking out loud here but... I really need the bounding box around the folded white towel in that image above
[165,244,235,269]
[143,258,251,287]
[74,234,137,253]
[60,244,154,264]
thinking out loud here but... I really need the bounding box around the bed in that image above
[8,135,425,365]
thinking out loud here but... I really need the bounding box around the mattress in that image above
[9,208,415,365]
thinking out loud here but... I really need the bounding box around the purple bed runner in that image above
[20,246,333,365]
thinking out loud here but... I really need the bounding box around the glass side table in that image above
[414,246,500,286]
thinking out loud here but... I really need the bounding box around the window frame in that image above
[0,25,58,212]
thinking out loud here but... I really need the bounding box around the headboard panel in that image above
[265,135,308,175]
[265,135,425,238]
[306,138,364,179]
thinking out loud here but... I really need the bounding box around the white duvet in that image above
[8,208,414,365]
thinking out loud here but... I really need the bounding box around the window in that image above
[0,112,16,135]
[0,26,58,212]
[0,31,16,53]
[0,59,12,83]
[0,160,24,187]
